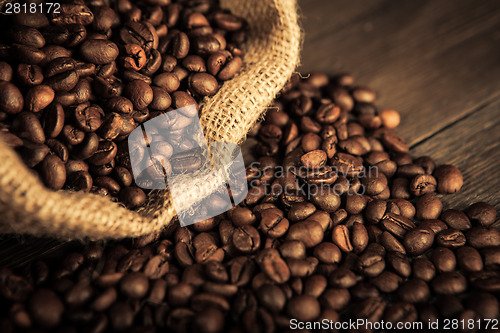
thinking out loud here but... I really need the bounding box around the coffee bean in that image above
[419,219,448,234]
[120,272,149,299]
[382,131,409,153]
[381,213,416,238]
[431,247,456,272]
[28,289,64,328]
[279,240,306,260]
[466,292,499,319]
[353,297,386,322]
[456,246,483,272]
[287,220,323,248]
[80,39,119,65]
[257,248,290,284]
[397,279,430,304]
[39,155,66,190]
[383,302,418,324]
[286,295,320,321]
[465,226,500,248]
[0,82,24,114]
[320,288,351,311]
[0,61,13,81]
[410,174,437,196]
[431,272,467,295]
[119,186,146,209]
[466,202,497,227]
[362,172,388,196]
[259,209,289,238]
[435,229,466,248]
[416,193,443,220]
[189,73,219,96]
[330,225,352,252]
[440,209,471,230]
[300,149,327,169]
[381,231,406,254]
[357,250,385,277]
[74,104,103,132]
[232,225,261,253]
[434,164,463,193]
[412,258,436,282]
[17,63,44,87]
[124,80,154,110]
[386,251,411,277]
[108,302,134,331]
[371,271,402,293]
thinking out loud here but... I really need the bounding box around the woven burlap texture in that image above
[0,0,302,240]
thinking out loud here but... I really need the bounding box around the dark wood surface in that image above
[1,0,500,267]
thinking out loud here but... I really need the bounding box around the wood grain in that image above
[299,0,500,145]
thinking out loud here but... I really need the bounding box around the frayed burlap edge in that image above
[0,0,302,240]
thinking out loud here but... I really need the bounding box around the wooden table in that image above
[1,0,500,267]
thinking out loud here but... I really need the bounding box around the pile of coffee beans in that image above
[0,73,499,332]
[0,0,246,208]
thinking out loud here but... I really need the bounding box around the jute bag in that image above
[0,0,302,239]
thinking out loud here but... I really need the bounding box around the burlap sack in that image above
[0,0,302,240]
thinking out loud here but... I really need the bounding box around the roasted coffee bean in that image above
[120,272,149,299]
[17,63,44,86]
[287,220,323,248]
[66,171,93,192]
[416,193,443,220]
[465,227,500,248]
[371,271,402,293]
[419,219,448,234]
[381,213,416,238]
[412,258,436,282]
[440,209,471,230]
[232,226,261,253]
[466,292,500,319]
[466,202,497,227]
[431,272,467,295]
[29,289,64,328]
[353,297,386,322]
[320,288,350,311]
[86,140,117,166]
[397,279,430,304]
[386,251,411,277]
[257,248,290,284]
[380,231,406,254]
[80,39,119,65]
[259,209,289,238]
[279,240,306,260]
[431,247,457,272]
[286,295,320,321]
[124,80,154,110]
[434,164,463,193]
[332,225,353,252]
[39,155,66,190]
[119,186,146,209]
[410,174,437,196]
[74,104,103,132]
[0,82,24,115]
[189,73,219,96]
[0,61,13,82]
[435,229,466,248]
[357,250,385,277]
[456,246,483,272]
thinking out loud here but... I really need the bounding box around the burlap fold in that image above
[0,0,302,240]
